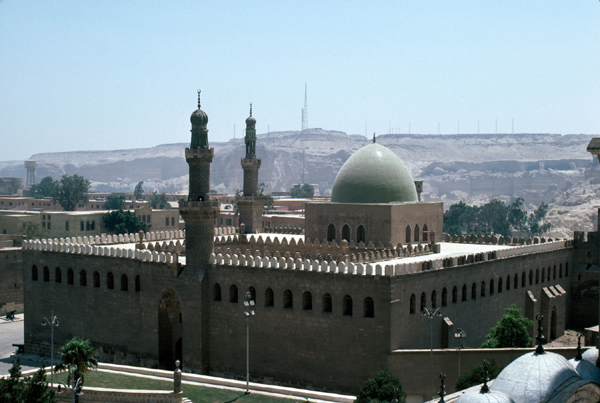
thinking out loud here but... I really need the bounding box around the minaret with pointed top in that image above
[179,90,220,268]
[237,103,266,234]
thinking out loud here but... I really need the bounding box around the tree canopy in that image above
[55,337,98,386]
[51,174,91,211]
[150,192,170,209]
[134,181,144,200]
[444,198,552,238]
[290,183,314,199]
[0,357,56,403]
[480,304,533,348]
[455,359,502,391]
[103,193,126,210]
[355,370,406,403]
[26,176,55,199]
[103,210,147,234]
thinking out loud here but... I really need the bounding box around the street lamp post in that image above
[41,310,59,388]
[243,289,255,394]
[454,328,467,376]
[422,307,442,400]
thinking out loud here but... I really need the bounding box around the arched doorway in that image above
[158,288,183,370]
[550,306,557,340]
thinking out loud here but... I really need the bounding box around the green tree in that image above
[55,337,98,387]
[355,370,406,403]
[455,359,502,391]
[290,183,314,199]
[52,174,91,211]
[150,192,170,209]
[103,210,147,234]
[103,193,126,210]
[134,181,144,200]
[481,304,533,348]
[19,221,49,240]
[27,176,55,199]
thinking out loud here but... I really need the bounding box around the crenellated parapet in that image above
[210,238,572,277]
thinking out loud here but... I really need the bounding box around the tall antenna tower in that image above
[301,82,308,131]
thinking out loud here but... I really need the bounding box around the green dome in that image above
[331,143,418,203]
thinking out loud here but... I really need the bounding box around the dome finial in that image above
[535,314,546,354]
[479,360,490,393]
[249,103,253,117]
[575,332,583,361]
[197,89,201,108]
[373,132,376,143]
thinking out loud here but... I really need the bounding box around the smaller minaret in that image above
[237,104,266,234]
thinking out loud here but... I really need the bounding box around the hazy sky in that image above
[1,1,599,162]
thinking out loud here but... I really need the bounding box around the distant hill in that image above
[1,129,598,238]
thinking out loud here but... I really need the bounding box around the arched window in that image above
[431,290,437,309]
[107,272,113,289]
[68,269,74,285]
[43,266,49,282]
[249,286,256,302]
[341,224,351,242]
[283,289,293,309]
[471,283,476,300]
[230,285,238,303]
[505,275,509,291]
[481,281,486,297]
[452,286,458,304]
[343,295,352,316]
[420,292,426,312]
[535,269,539,284]
[410,294,416,314]
[322,293,332,313]
[265,288,274,307]
[55,267,62,283]
[93,271,100,288]
[406,225,411,243]
[364,297,374,318]
[121,274,128,291]
[80,270,87,287]
[559,264,563,278]
[441,288,447,307]
[32,266,38,281]
[326,223,336,242]
[529,270,533,286]
[135,275,140,292]
[541,268,545,283]
[489,279,494,296]
[462,284,467,302]
[423,224,428,242]
[213,284,221,301]
[302,291,312,310]
[356,225,366,244]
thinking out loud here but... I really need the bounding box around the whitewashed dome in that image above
[490,351,580,403]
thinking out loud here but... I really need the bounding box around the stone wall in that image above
[0,248,23,314]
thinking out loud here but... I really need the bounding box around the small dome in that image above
[491,351,580,403]
[456,389,515,403]
[191,107,208,127]
[570,357,600,383]
[582,347,598,367]
[331,143,418,204]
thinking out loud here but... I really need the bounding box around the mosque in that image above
[21,93,600,400]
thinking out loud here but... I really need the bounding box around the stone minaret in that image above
[179,90,220,268]
[236,104,266,234]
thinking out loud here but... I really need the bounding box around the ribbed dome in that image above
[331,143,418,204]
[491,352,580,403]
[570,357,600,383]
[456,389,515,403]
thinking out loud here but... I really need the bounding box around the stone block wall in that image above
[0,248,23,314]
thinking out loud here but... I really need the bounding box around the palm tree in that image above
[55,337,98,386]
